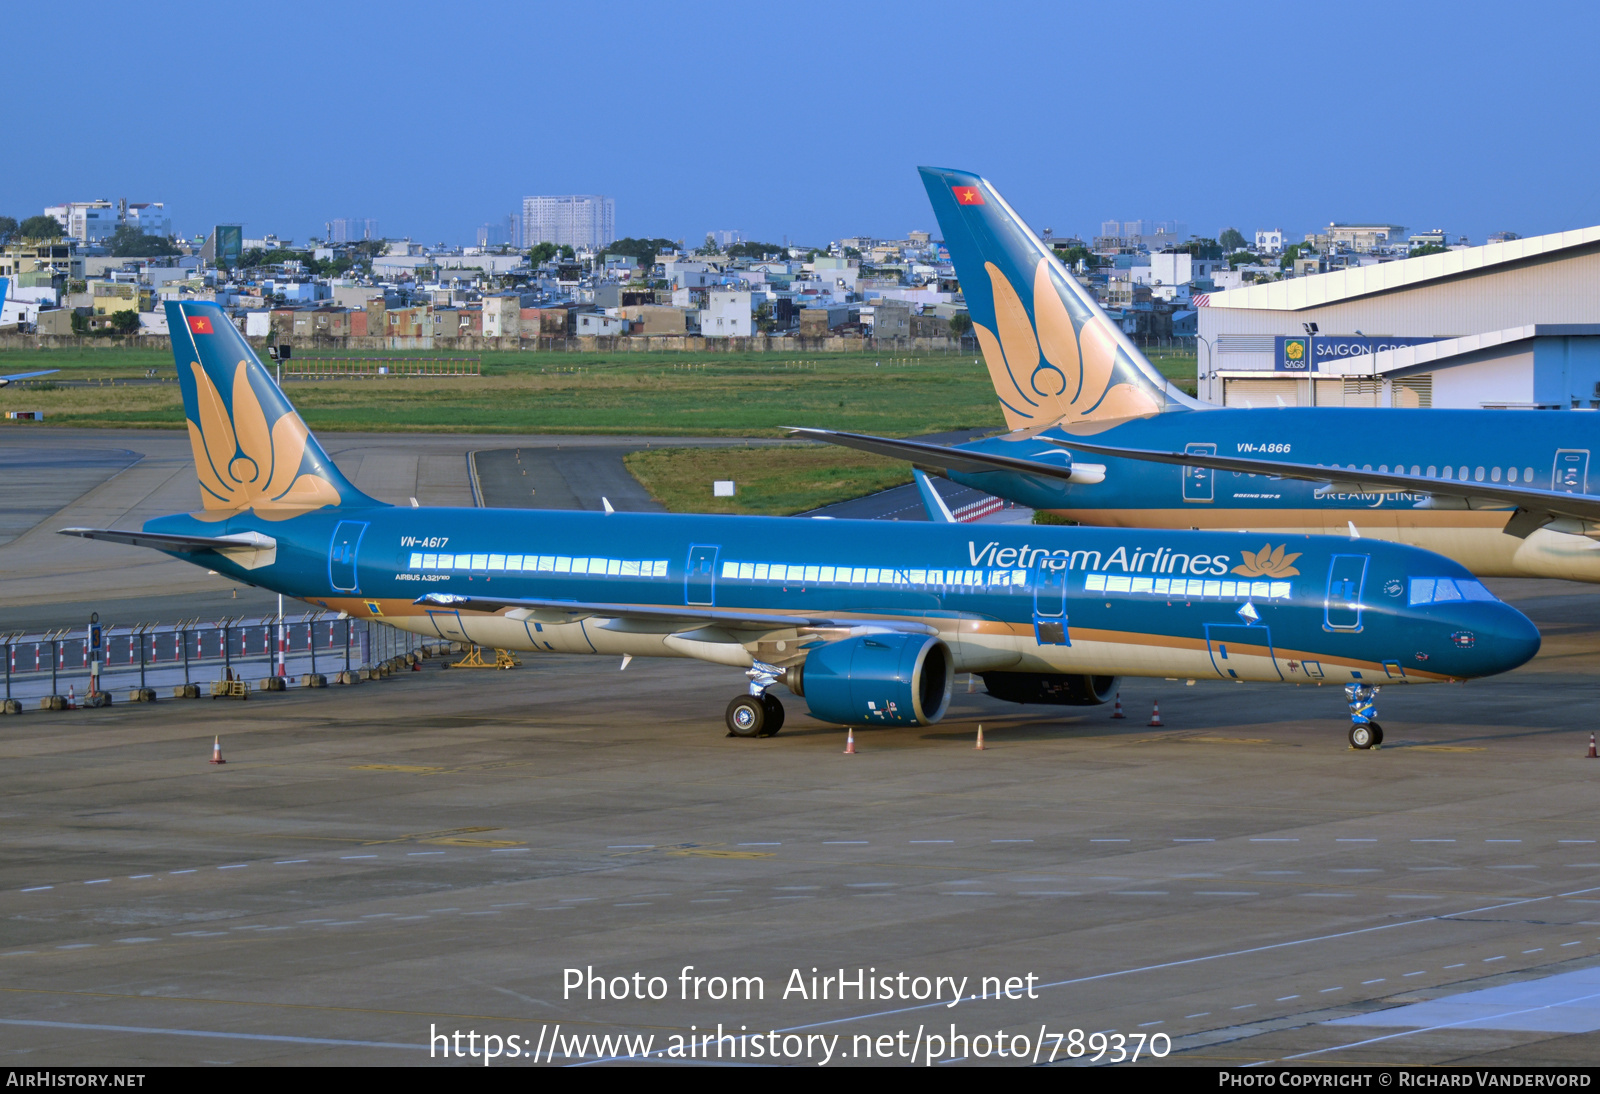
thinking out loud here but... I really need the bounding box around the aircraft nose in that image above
[1430,601,1541,678]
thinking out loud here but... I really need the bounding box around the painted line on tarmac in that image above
[0,1017,422,1051]
[772,887,1600,1033]
[1279,986,1600,1062]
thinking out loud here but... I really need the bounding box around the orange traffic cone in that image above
[210,736,226,764]
[1111,692,1125,719]
[1589,733,1597,759]
[68,685,76,709]
[975,724,986,750]
[1148,700,1163,727]
[844,728,856,755]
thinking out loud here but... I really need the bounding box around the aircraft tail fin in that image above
[165,300,380,519]
[919,167,1201,434]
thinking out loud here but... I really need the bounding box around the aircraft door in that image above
[329,521,368,593]
[1553,449,1589,492]
[1324,553,1369,631]
[686,544,719,605]
[1183,442,1216,502]
[1205,623,1283,680]
[1032,565,1070,646]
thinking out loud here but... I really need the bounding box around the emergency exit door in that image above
[1183,442,1216,502]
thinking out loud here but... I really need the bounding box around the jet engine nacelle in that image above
[981,672,1119,706]
[790,633,954,726]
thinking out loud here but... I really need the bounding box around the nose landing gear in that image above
[725,660,787,738]
[1345,683,1383,749]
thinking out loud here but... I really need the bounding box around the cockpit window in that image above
[1409,577,1497,605]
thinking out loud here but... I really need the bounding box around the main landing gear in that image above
[1345,683,1384,750]
[726,660,786,738]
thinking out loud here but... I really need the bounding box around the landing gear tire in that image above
[1349,723,1377,750]
[1368,722,1384,747]
[759,693,785,736]
[726,695,765,738]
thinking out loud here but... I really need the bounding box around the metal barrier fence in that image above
[1,615,437,707]
[283,358,481,379]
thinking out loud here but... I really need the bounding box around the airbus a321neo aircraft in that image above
[793,167,1600,584]
[0,279,59,386]
[63,301,1538,748]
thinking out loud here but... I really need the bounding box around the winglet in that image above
[913,469,956,523]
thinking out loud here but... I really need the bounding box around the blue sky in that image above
[8,0,1597,247]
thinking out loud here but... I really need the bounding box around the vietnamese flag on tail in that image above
[187,316,213,334]
[952,186,985,205]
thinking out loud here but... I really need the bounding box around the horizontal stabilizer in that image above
[1046,438,1600,538]
[787,426,1104,484]
[59,527,277,554]
[0,369,60,385]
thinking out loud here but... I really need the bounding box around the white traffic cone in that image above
[975,724,986,751]
[1148,700,1164,727]
[844,728,856,755]
[1111,692,1125,719]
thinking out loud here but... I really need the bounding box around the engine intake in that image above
[796,633,953,726]
[981,672,1119,706]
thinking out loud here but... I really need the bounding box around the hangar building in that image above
[1196,226,1600,410]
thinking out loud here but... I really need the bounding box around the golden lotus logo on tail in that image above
[1232,544,1302,578]
[973,258,1161,433]
[187,360,341,521]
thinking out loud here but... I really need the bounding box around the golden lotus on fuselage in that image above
[186,360,341,521]
[1232,544,1302,578]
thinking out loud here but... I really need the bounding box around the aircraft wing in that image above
[786,426,1105,484]
[1042,438,1600,538]
[59,527,277,553]
[416,592,938,634]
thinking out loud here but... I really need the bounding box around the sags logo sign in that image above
[1274,335,1442,372]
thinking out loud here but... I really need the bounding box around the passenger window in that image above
[1441,466,1453,479]
[1474,467,1485,481]
[1525,467,1535,483]
[1491,467,1501,482]
[1426,465,1437,477]
[1508,467,1518,482]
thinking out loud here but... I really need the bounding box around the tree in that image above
[0,217,17,245]
[1225,250,1257,269]
[109,225,180,258]
[109,310,141,335]
[560,244,575,260]
[606,236,678,270]
[1408,242,1449,258]
[1219,227,1248,252]
[1052,244,1097,269]
[18,215,62,239]
[948,312,973,339]
[1174,238,1223,260]
[1279,241,1316,270]
[528,242,559,265]
[696,234,720,256]
[725,241,787,260]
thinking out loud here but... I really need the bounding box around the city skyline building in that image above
[522,194,615,250]
[326,217,379,243]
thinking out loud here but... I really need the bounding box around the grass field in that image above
[0,343,1199,435]
[624,445,913,516]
